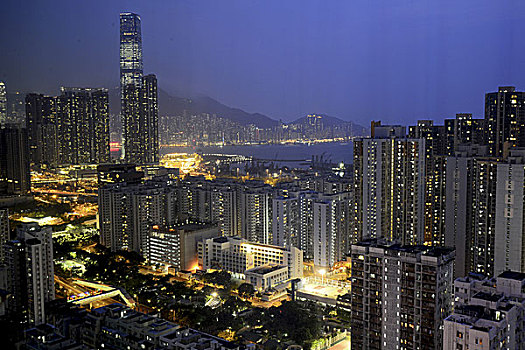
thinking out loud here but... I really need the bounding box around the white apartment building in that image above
[444,271,525,350]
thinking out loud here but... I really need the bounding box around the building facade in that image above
[485,86,525,158]
[0,82,6,124]
[353,136,426,245]
[350,240,455,350]
[199,236,303,281]
[445,145,500,278]
[444,271,525,350]
[4,223,54,325]
[120,13,143,102]
[98,178,177,254]
[494,149,525,275]
[57,87,110,165]
[147,223,220,271]
[0,124,30,196]
[122,75,159,164]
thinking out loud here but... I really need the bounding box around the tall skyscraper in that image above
[445,145,500,277]
[0,208,8,263]
[485,86,525,157]
[494,148,525,275]
[142,74,159,163]
[353,135,426,245]
[4,223,54,325]
[56,88,110,165]
[25,94,58,166]
[25,93,45,164]
[0,82,6,124]
[120,13,143,97]
[120,13,158,165]
[122,75,159,164]
[350,240,455,350]
[0,124,30,196]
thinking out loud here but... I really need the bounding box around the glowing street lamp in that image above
[319,269,326,285]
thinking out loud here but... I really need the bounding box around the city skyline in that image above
[3,3,525,349]
[1,1,525,125]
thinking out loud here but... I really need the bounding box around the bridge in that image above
[67,279,136,308]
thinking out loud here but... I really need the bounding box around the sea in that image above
[161,142,354,167]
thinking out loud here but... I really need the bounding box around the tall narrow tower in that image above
[120,13,143,109]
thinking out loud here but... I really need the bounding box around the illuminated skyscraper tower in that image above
[0,82,7,124]
[120,13,158,164]
[122,75,159,164]
[120,13,143,97]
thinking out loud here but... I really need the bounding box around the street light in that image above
[319,269,326,285]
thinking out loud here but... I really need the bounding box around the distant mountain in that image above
[291,114,368,136]
[109,88,278,129]
[109,88,368,133]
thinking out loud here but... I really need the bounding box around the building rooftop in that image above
[472,291,503,303]
[353,239,455,257]
[246,265,287,275]
[498,271,525,281]
[212,236,230,243]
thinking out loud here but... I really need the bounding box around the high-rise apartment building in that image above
[120,13,143,101]
[0,208,9,263]
[485,86,525,157]
[445,145,500,278]
[444,113,486,155]
[273,190,351,268]
[122,75,159,164]
[494,149,525,275]
[0,82,6,124]
[0,124,30,196]
[353,136,426,245]
[350,240,455,350]
[444,271,525,349]
[240,185,272,245]
[4,223,54,325]
[142,75,159,163]
[56,88,110,165]
[98,178,177,254]
[177,177,239,236]
[25,93,58,165]
[408,120,448,245]
[26,89,109,166]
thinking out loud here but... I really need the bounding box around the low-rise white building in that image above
[199,236,303,282]
[245,265,289,291]
[444,271,525,350]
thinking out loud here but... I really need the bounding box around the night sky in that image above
[1,0,524,125]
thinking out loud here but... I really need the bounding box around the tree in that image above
[237,283,255,298]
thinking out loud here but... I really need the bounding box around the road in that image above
[55,275,121,308]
